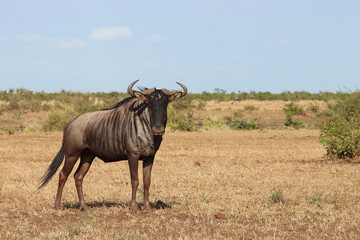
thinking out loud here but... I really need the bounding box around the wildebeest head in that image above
[127,80,187,135]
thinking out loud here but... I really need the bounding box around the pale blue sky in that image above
[0,0,359,93]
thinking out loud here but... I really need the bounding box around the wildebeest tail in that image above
[38,144,64,189]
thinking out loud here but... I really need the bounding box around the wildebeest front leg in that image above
[128,153,139,210]
[74,150,95,211]
[143,156,154,210]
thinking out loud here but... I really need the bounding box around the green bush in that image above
[269,189,285,204]
[42,104,52,111]
[73,98,101,114]
[283,102,306,129]
[319,91,360,159]
[170,97,194,111]
[230,119,259,130]
[328,91,360,121]
[232,110,243,118]
[284,115,306,129]
[308,102,320,113]
[320,116,360,158]
[283,102,304,116]
[23,123,42,132]
[0,106,5,115]
[21,99,43,112]
[41,108,76,132]
[167,104,196,132]
[1,124,14,132]
[7,98,20,110]
[168,115,195,132]
[244,105,258,111]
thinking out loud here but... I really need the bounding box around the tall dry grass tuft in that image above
[203,113,230,130]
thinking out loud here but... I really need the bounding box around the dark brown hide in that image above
[76,98,161,162]
[39,80,187,211]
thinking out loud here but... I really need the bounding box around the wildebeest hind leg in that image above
[55,154,80,209]
[74,150,95,211]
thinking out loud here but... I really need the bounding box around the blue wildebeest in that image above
[39,80,187,211]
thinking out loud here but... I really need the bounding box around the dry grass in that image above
[196,100,328,128]
[1,129,360,239]
[1,100,329,131]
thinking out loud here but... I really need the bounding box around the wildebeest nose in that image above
[152,126,165,135]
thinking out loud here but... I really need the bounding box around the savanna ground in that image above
[1,100,360,239]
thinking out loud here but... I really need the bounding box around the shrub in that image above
[269,189,285,204]
[203,114,229,130]
[171,97,194,111]
[319,91,360,159]
[232,110,243,118]
[23,123,42,132]
[13,111,24,120]
[328,91,360,121]
[283,102,306,129]
[320,116,360,158]
[41,108,76,132]
[230,119,259,130]
[73,98,101,114]
[309,193,323,205]
[167,104,196,132]
[244,105,258,111]
[284,115,306,129]
[42,104,52,111]
[168,114,195,132]
[283,102,304,116]
[7,98,20,110]
[308,102,320,113]
[192,100,206,110]
[2,124,13,132]
[21,99,43,112]
[0,106,4,115]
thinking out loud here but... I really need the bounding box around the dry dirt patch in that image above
[1,130,360,239]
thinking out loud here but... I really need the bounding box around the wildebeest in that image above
[39,80,187,211]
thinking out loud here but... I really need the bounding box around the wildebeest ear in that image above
[134,91,148,103]
[168,92,182,102]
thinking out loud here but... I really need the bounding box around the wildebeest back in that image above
[63,97,161,162]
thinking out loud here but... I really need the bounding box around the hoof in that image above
[129,202,139,212]
[143,203,153,211]
[54,204,62,210]
[79,205,91,212]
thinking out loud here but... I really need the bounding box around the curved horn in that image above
[176,82,188,97]
[127,79,139,97]
[161,88,175,95]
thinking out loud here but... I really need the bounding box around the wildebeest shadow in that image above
[62,200,171,210]
[62,201,125,210]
